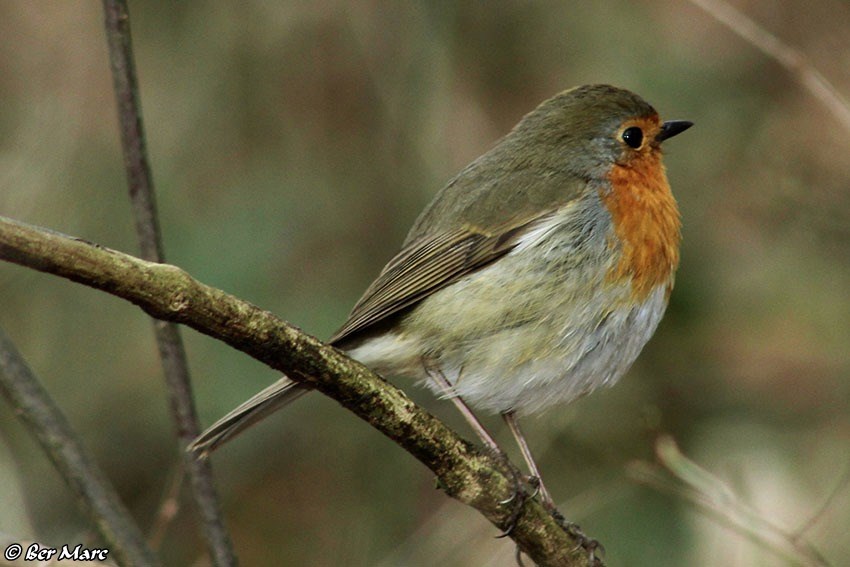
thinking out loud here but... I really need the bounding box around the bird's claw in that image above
[498,474,540,506]
[554,516,604,566]
[524,474,541,500]
[496,493,526,538]
[492,452,529,538]
[497,474,557,539]
[498,473,604,565]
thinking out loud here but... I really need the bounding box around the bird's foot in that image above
[490,451,530,538]
[548,510,605,566]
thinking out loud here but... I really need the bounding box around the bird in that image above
[189,84,692,508]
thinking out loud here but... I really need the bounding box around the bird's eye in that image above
[621,126,643,149]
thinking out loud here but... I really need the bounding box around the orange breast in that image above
[601,150,681,301]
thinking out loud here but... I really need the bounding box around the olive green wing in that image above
[329,214,553,345]
[330,148,592,345]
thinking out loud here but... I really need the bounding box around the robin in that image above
[190,84,692,508]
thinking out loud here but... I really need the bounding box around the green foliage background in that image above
[1,2,848,565]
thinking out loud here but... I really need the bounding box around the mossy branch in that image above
[0,214,600,567]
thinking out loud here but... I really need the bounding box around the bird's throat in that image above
[601,152,681,302]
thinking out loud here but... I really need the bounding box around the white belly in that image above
[346,274,670,416]
[345,199,672,415]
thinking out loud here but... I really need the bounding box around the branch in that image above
[0,214,599,567]
[0,328,158,567]
[628,436,829,567]
[101,0,163,262]
[100,2,236,564]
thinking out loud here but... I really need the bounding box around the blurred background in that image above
[1,1,848,565]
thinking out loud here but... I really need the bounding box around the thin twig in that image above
[0,328,158,567]
[687,0,850,133]
[148,464,185,551]
[100,2,237,565]
[793,461,850,540]
[628,435,830,567]
[0,215,598,567]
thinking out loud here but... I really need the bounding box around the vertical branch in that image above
[100,0,161,263]
[0,328,158,567]
[100,1,237,565]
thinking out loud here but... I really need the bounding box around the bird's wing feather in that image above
[329,211,557,344]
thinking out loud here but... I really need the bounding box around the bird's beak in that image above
[656,120,693,142]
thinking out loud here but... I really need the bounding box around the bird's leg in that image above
[422,360,527,534]
[422,360,500,451]
[502,411,554,509]
[503,412,603,562]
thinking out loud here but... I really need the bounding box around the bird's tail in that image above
[188,377,311,456]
